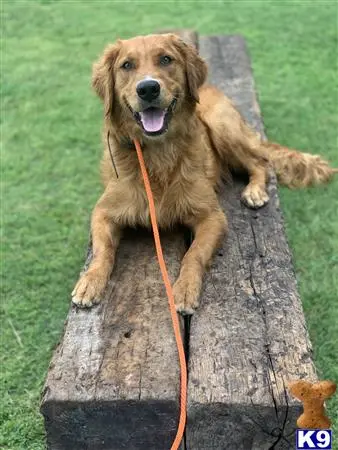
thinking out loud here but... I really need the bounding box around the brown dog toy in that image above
[288,380,336,429]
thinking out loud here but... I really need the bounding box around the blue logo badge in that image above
[296,429,332,449]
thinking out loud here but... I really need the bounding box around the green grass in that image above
[1,1,337,448]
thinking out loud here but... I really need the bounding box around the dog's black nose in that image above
[136,79,160,102]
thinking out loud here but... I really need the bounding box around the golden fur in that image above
[72,33,337,314]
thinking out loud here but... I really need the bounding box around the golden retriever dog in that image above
[72,33,337,314]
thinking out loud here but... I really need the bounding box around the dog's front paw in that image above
[241,184,269,209]
[173,275,202,315]
[72,269,107,308]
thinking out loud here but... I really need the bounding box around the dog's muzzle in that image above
[127,97,177,137]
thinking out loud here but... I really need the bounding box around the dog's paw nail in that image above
[176,304,195,316]
[173,278,200,315]
[241,187,269,209]
[72,295,92,308]
[71,270,105,308]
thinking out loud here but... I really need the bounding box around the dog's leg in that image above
[200,88,270,208]
[174,209,227,315]
[72,194,121,308]
[240,163,269,208]
[224,134,270,209]
[222,135,270,209]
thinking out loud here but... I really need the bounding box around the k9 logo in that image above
[296,429,332,449]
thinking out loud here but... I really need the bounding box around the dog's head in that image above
[92,33,207,138]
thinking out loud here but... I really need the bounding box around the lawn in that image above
[1,0,337,449]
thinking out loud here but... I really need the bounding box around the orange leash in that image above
[134,139,187,450]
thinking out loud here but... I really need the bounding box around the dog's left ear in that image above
[92,42,121,115]
[171,35,208,103]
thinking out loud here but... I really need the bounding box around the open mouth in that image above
[130,98,177,136]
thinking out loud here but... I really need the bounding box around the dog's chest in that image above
[112,140,216,229]
[143,179,193,228]
[122,175,196,229]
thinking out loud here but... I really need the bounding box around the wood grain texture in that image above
[41,229,187,450]
[185,35,317,450]
[41,228,189,450]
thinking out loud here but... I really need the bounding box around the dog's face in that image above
[92,34,207,138]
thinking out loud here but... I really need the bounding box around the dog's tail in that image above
[263,141,338,188]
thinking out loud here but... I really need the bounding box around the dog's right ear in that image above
[92,42,121,115]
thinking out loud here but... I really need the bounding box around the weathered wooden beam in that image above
[185,35,317,450]
[40,29,198,450]
[41,229,186,450]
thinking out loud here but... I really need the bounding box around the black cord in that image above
[107,130,119,179]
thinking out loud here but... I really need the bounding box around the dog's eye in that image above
[121,61,134,71]
[160,55,173,66]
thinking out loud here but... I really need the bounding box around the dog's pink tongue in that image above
[139,108,165,132]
